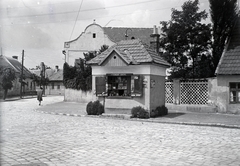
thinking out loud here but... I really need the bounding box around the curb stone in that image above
[33,109,240,129]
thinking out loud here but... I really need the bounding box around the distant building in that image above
[215,16,240,113]
[63,21,158,66]
[30,66,64,95]
[0,55,35,97]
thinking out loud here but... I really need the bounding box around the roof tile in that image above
[87,39,170,67]
[216,16,240,75]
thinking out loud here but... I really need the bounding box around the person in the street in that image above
[37,87,43,105]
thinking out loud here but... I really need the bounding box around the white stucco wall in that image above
[64,23,115,66]
[91,64,167,76]
[209,76,240,114]
[64,89,97,103]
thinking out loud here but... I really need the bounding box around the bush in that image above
[151,105,168,117]
[86,100,104,115]
[131,106,149,119]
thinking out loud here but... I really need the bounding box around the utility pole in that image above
[20,50,24,99]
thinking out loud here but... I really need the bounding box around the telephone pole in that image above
[20,50,24,99]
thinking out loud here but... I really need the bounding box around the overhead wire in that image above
[1,0,209,26]
[69,0,83,40]
[1,5,182,26]
[0,0,163,19]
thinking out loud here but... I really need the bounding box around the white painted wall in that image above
[64,23,115,66]
[92,64,167,76]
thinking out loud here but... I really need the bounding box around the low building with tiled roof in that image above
[87,39,169,67]
[214,16,240,113]
[0,55,35,98]
[31,66,64,95]
[87,39,170,114]
[63,21,157,66]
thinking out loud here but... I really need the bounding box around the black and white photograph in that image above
[1,0,240,165]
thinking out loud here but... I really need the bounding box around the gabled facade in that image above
[87,39,170,113]
[215,16,240,113]
[64,21,154,66]
[0,55,35,97]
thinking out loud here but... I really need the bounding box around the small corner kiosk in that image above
[87,39,170,113]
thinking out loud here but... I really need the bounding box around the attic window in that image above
[93,33,96,38]
[114,56,116,59]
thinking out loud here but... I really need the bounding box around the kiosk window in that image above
[95,75,143,97]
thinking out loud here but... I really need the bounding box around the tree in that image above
[63,45,109,91]
[209,0,238,71]
[32,73,49,87]
[0,67,16,100]
[160,0,212,79]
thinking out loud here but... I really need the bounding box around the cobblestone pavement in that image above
[1,96,240,166]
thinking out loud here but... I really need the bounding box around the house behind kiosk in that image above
[87,39,170,113]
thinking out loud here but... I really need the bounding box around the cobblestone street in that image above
[1,96,240,166]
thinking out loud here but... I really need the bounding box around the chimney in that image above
[153,25,157,34]
[150,25,160,54]
[12,56,18,60]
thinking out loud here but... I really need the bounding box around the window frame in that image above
[107,75,131,97]
[95,74,143,98]
[229,82,240,104]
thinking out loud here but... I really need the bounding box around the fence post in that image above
[173,79,180,105]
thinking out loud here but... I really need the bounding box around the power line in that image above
[69,0,83,40]
[1,5,180,26]
[1,0,209,27]
[0,0,161,19]
[0,0,81,10]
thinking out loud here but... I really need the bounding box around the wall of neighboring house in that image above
[0,78,36,97]
[209,76,240,114]
[64,23,115,65]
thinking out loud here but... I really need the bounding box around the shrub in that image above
[150,109,158,118]
[86,100,104,115]
[131,106,149,119]
[154,105,168,117]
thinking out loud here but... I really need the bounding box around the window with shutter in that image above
[131,75,143,96]
[95,77,107,96]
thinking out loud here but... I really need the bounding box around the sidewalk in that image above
[36,101,240,129]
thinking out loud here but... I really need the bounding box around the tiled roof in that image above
[103,27,153,45]
[0,56,32,78]
[87,39,170,67]
[216,16,240,75]
[31,69,63,81]
[48,69,63,81]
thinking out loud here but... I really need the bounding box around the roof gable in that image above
[216,16,240,75]
[100,50,129,66]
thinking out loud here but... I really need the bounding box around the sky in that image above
[0,0,210,69]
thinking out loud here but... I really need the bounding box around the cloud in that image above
[2,25,54,50]
[121,10,151,27]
